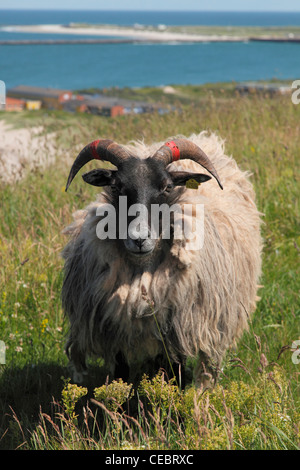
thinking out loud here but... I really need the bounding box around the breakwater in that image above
[0,38,145,45]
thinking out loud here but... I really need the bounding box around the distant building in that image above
[5,97,25,111]
[84,97,125,117]
[6,85,169,117]
[7,85,72,109]
[108,105,124,117]
[236,82,291,96]
[25,100,42,110]
[82,95,157,117]
[62,98,88,113]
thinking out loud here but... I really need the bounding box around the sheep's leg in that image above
[194,351,219,389]
[66,339,88,384]
[165,359,186,389]
[149,355,186,389]
[114,351,130,382]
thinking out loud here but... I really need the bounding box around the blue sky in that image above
[1,1,300,12]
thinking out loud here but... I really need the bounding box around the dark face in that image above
[82,156,211,260]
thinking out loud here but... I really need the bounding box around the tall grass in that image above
[0,87,299,449]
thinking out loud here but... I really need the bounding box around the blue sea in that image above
[0,9,300,90]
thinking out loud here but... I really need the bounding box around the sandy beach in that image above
[8,24,244,42]
[4,24,300,44]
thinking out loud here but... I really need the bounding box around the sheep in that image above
[62,131,262,388]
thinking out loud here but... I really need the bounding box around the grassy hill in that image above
[0,83,299,449]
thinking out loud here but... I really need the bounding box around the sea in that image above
[0,9,300,90]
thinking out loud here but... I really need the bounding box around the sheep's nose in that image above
[128,224,151,243]
[124,226,155,255]
[134,237,143,249]
[133,233,151,249]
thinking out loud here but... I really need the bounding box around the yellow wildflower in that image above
[41,318,48,333]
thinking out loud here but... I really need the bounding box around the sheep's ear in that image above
[169,171,211,187]
[82,169,118,187]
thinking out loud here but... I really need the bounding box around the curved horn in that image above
[152,138,223,190]
[65,139,130,191]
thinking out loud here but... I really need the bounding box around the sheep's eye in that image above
[164,184,173,193]
[110,184,120,193]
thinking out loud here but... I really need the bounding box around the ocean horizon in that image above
[1,9,300,26]
[1,9,300,90]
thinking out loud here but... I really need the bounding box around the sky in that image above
[1,0,300,12]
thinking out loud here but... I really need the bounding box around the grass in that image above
[71,22,300,38]
[0,83,299,449]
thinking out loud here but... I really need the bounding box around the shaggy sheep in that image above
[62,131,262,388]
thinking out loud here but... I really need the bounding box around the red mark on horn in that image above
[165,141,180,161]
[90,140,101,159]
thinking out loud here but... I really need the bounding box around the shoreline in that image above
[1,37,300,45]
[2,24,244,42]
[3,24,300,43]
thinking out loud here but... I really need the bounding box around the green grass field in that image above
[0,84,299,449]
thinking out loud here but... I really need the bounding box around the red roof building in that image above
[5,96,25,111]
[7,85,73,110]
